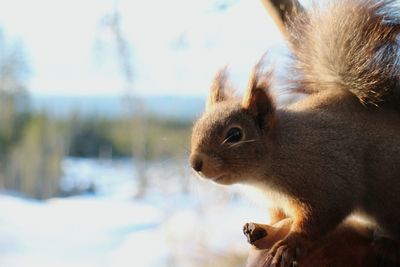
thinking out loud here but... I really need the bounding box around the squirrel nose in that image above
[190,154,203,172]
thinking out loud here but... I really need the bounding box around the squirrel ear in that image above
[242,60,275,127]
[206,67,234,110]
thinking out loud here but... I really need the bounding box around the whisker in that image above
[227,139,257,148]
[159,136,191,153]
[221,137,231,145]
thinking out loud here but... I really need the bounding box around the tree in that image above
[0,28,64,199]
[0,28,31,189]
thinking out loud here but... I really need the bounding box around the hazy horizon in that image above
[0,0,284,98]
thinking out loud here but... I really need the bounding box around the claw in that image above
[265,254,274,266]
[243,222,267,244]
[264,232,309,267]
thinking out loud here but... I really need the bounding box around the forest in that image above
[0,29,193,199]
[0,1,272,266]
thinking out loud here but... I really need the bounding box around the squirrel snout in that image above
[189,154,203,172]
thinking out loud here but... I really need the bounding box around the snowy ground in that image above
[0,158,268,267]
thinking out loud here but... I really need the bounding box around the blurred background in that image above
[0,0,287,266]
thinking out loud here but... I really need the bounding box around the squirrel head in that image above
[190,64,276,185]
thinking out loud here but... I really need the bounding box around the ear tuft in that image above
[242,58,275,128]
[206,67,234,110]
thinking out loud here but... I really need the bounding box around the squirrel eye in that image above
[225,127,243,143]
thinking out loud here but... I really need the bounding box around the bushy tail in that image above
[288,0,400,106]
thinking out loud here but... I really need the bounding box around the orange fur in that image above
[245,219,379,267]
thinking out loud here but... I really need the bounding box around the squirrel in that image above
[189,0,400,266]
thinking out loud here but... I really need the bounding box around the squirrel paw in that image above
[265,233,308,267]
[243,222,267,244]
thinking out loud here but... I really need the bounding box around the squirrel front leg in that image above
[269,207,287,225]
[265,202,351,267]
[243,209,287,246]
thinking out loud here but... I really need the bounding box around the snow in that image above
[0,158,268,267]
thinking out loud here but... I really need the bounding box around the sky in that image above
[0,0,284,97]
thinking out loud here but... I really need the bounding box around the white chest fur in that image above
[238,184,295,221]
